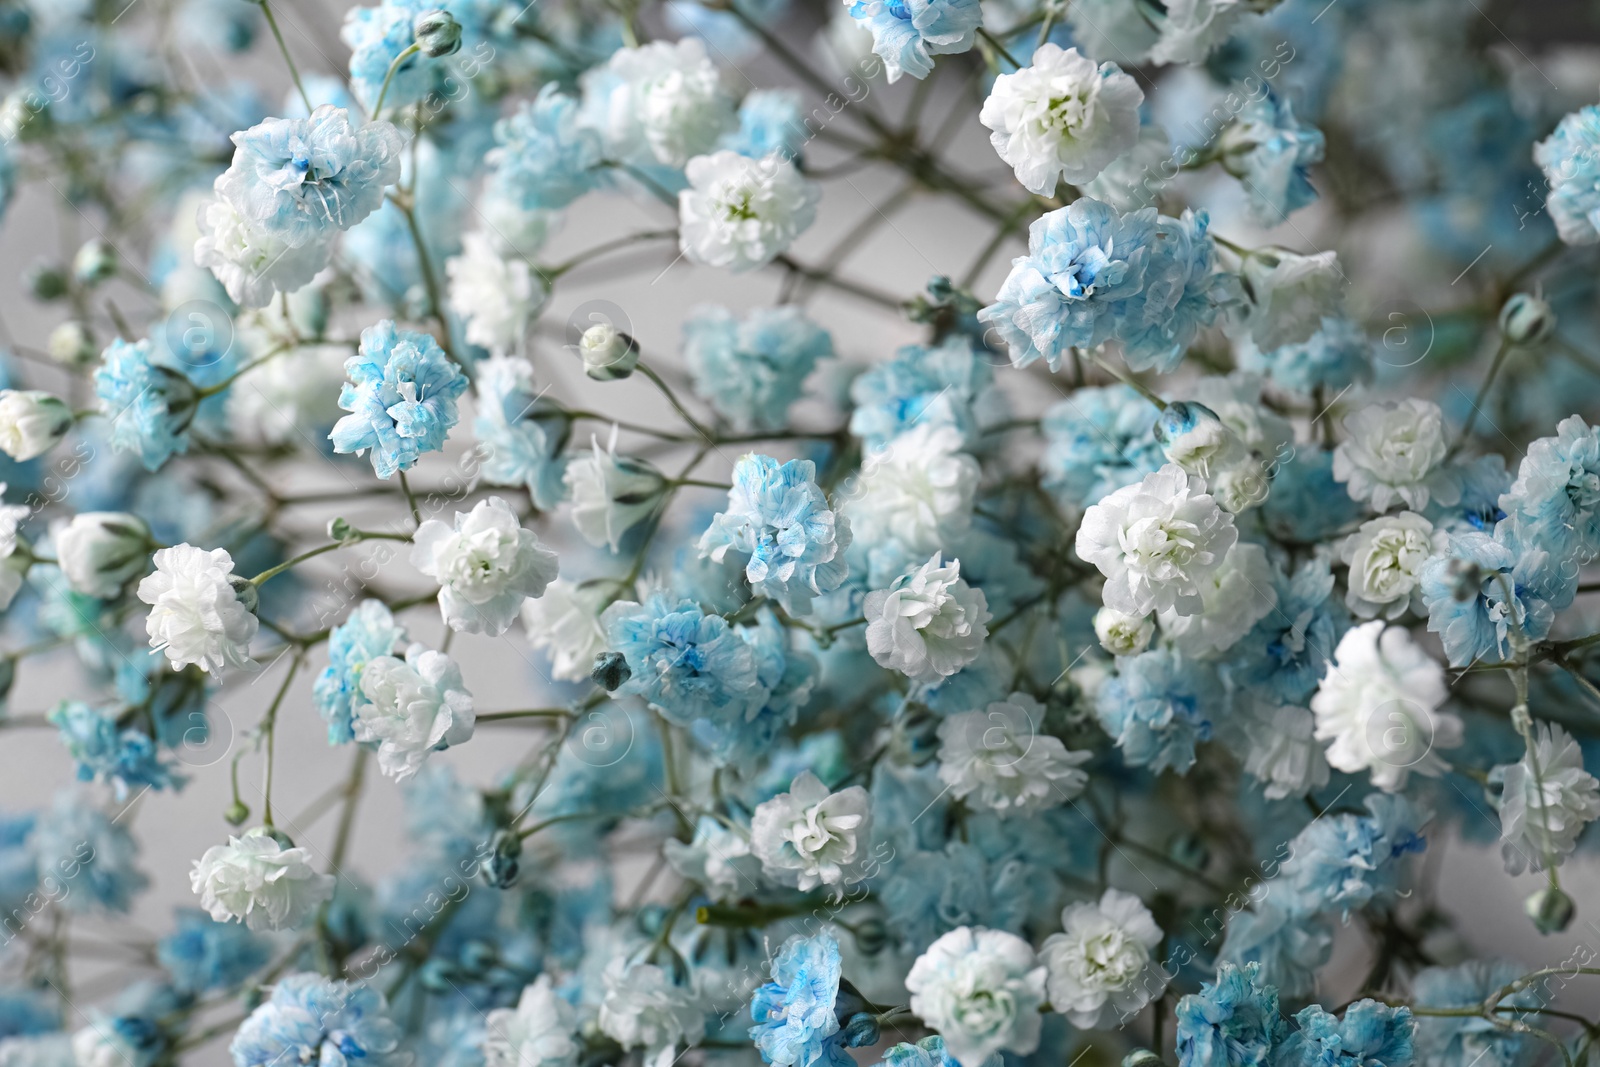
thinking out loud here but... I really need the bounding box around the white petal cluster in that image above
[0,486,28,612]
[189,827,335,931]
[521,578,611,682]
[225,342,348,445]
[846,423,980,558]
[0,390,71,461]
[864,554,991,684]
[1334,400,1457,513]
[679,151,819,273]
[1311,619,1462,791]
[1094,607,1154,656]
[1156,541,1277,658]
[484,975,580,1067]
[137,544,258,677]
[1340,511,1445,619]
[446,231,549,356]
[936,693,1091,814]
[193,197,330,309]
[1040,889,1166,1029]
[906,927,1047,1067]
[564,430,668,550]
[1239,702,1330,800]
[581,39,736,168]
[54,512,150,599]
[413,496,560,636]
[1076,464,1238,618]
[1492,722,1600,875]
[354,645,476,781]
[663,816,757,903]
[750,770,874,891]
[1149,0,1247,65]
[1234,250,1344,351]
[598,960,705,1067]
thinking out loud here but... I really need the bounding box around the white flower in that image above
[189,826,335,931]
[577,323,640,381]
[446,230,548,356]
[1155,542,1277,659]
[580,39,737,168]
[979,44,1143,196]
[413,496,560,636]
[906,927,1047,1067]
[137,544,258,677]
[1310,619,1462,792]
[679,151,819,273]
[1333,400,1458,513]
[521,579,610,682]
[193,196,331,309]
[1340,511,1445,619]
[0,1033,73,1067]
[226,343,348,445]
[1491,722,1600,875]
[1149,0,1246,65]
[0,486,31,612]
[663,815,757,902]
[1234,251,1344,352]
[54,512,151,599]
[1189,372,1296,457]
[936,693,1091,814]
[484,975,579,1067]
[1239,701,1329,800]
[1076,464,1238,618]
[864,554,991,684]
[1040,889,1165,1029]
[354,644,475,781]
[563,430,669,551]
[598,960,705,1067]
[71,1026,135,1067]
[1094,607,1154,657]
[845,423,980,558]
[749,770,874,890]
[0,390,72,461]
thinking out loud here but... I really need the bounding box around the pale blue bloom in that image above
[1097,648,1219,774]
[313,600,407,745]
[329,320,469,478]
[1497,415,1600,575]
[94,338,197,472]
[749,931,843,1067]
[875,1036,998,1067]
[1239,316,1371,396]
[0,990,56,1039]
[1225,557,1342,706]
[1411,960,1539,1067]
[342,0,436,110]
[75,982,183,1067]
[1216,904,1332,1001]
[1224,89,1325,225]
[878,840,1031,950]
[847,0,982,82]
[1428,453,1510,534]
[1116,209,1240,373]
[722,89,808,161]
[1281,793,1426,920]
[158,909,271,994]
[1417,531,1564,668]
[33,790,148,913]
[485,84,603,210]
[1535,105,1600,245]
[682,306,833,433]
[47,701,182,799]
[700,455,850,616]
[217,106,402,247]
[230,973,404,1067]
[1040,384,1164,507]
[1260,448,1366,545]
[849,336,1001,453]
[604,592,764,727]
[471,357,569,509]
[1279,1000,1414,1067]
[1175,962,1288,1067]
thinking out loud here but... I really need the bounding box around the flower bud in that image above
[1154,401,1245,478]
[1445,558,1483,603]
[591,650,631,691]
[1498,292,1555,346]
[72,239,116,286]
[1094,606,1154,657]
[484,828,521,889]
[578,323,640,381]
[224,800,251,826]
[851,917,889,955]
[1526,885,1575,934]
[412,9,462,56]
[47,321,96,366]
[56,512,152,599]
[841,1013,879,1048]
[0,390,72,461]
[0,89,50,143]
[1122,1052,1164,1067]
[419,958,458,992]
[25,264,68,301]
[229,575,260,615]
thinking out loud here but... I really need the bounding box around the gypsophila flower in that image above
[137,544,257,678]
[1498,414,1600,571]
[1534,104,1600,245]
[683,305,833,432]
[1238,702,1330,801]
[1216,904,1332,1002]
[1217,89,1325,225]
[95,338,198,472]
[230,973,403,1067]
[1233,250,1345,352]
[598,960,705,1067]
[314,600,407,745]
[846,422,980,559]
[54,512,150,599]
[486,83,603,211]
[190,828,335,931]
[905,927,1046,1067]
[1041,889,1165,1030]
[1333,400,1457,513]
[446,231,548,356]
[1174,962,1288,1067]
[34,790,149,914]
[1411,961,1539,1067]
[1281,1001,1414,1067]
[663,815,757,902]
[1489,722,1600,875]
[865,554,991,685]
[483,975,579,1067]
[847,0,981,82]
[748,931,843,1067]
[579,39,737,169]
[193,196,332,308]
[849,335,1001,454]
[1340,512,1445,619]
[1094,607,1155,656]
[1281,792,1427,919]
[679,151,820,272]
[412,496,559,635]
[1238,315,1372,396]
[329,320,469,479]
[0,390,70,462]
[353,643,475,781]
[1040,385,1164,506]
[1155,541,1278,659]
[472,355,569,509]
[722,89,808,160]
[564,429,669,550]
[49,701,181,798]
[520,579,610,683]
[158,909,270,995]
[604,592,762,725]
[1150,0,1248,65]
[750,770,874,890]
[936,693,1090,813]
[1096,647,1219,774]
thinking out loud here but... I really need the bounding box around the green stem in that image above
[259,653,304,827]
[258,0,313,115]
[372,43,420,116]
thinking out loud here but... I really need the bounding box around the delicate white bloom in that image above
[1040,889,1165,1029]
[1094,607,1155,656]
[226,343,348,445]
[189,826,335,931]
[446,231,548,356]
[598,960,705,1067]
[1235,251,1344,351]
[750,770,874,891]
[1188,373,1296,457]
[1340,511,1445,619]
[54,512,150,599]
[1239,702,1329,800]
[906,927,1047,1067]
[0,390,71,461]
[663,815,757,902]
[1149,0,1246,65]
[0,1033,73,1067]
[1333,400,1458,513]
[521,578,610,682]
[71,1026,136,1067]
[484,975,579,1067]
[1156,542,1277,659]
[354,644,475,781]
[137,544,258,677]
[979,45,1143,196]
[1076,464,1238,618]
[563,429,668,550]
[864,554,991,684]
[193,196,331,308]
[1207,458,1272,514]
[580,39,737,168]
[679,151,819,273]
[845,423,980,558]
[1311,619,1462,792]
[0,486,31,612]
[577,322,640,380]
[412,496,560,636]
[1491,722,1600,875]
[936,693,1091,814]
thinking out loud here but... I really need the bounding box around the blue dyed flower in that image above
[1239,316,1371,396]
[1417,530,1565,668]
[33,790,148,914]
[1280,1000,1413,1067]
[849,336,1001,453]
[48,701,182,799]
[1430,453,1510,534]
[1260,448,1367,546]
[1096,648,1219,774]
[1216,904,1332,1001]
[682,306,833,433]
[1175,962,1288,1067]
[485,84,602,211]
[0,989,56,1039]
[1411,960,1539,1067]
[749,931,843,1067]
[700,455,850,616]
[875,1036,998,1067]
[1535,105,1600,245]
[1219,89,1325,225]
[471,356,569,510]
[1226,557,1342,706]
[158,908,271,994]
[329,320,469,478]
[602,592,764,727]
[847,0,982,82]
[722,89,808,161]
[313,600,407,745]
[1497,415,1600,575]
[1039,384,1164,507]
[230,972,404,1067]
[1281,793,1426,919]
[1116,209,1240,373]
[94,339,198,472]
[216,106,402,247]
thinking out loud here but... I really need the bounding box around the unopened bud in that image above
[1526,885,1575,934]
[47,321,96,367]
[25,264,68,301]
[1498,292,1555,346]
[0,390,72,461]
[72,239,116,286]
[591,650,631,691]
[578,323,640,381]
[412,9,461,56]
